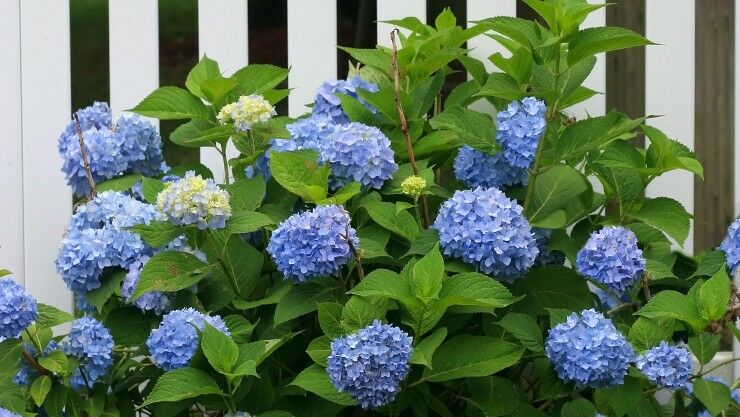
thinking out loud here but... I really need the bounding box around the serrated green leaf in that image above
[130,86,212,120]
[635,290,707,332]
[85,270,126,312]
[274,278,339,325]
[628,317,674,352]
[104,307,156,346]
[629,197,691,246]
[185,55,221,100]
[598,376,642,417]
[429,105,498,155]
[30,375,52,407]
[131,251,211,301]
[129,221,189,248]
[226,177,267,212]
[97,174,141,193]
[35,304,74,329]
[439,272,516,310]
[698,268,731,321]
[142,368,224,406]
[269,150,330,203]
[497,313,543,352]
[363,200,419,242]
[141,177,164,203]
[527,164,589,223]
[688,332,721,365]
[306,336,331,367]
[511,266,592,315]
[38,351,68,375]
[201,324,239,374]
[291,364,356,406]
[409,327,447,368]
[693,379,731,416]
[340,296,386,332]
[226,211,273,234]
[568,26,653,65]
[411,245,444,302]
[317,303,344,338]
[419,336,522,382]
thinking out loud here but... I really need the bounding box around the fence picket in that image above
[19,0,73,311]
[198,0,248,182]
[570,2,606,118]
[377,0,426,47]
[645,0,695,254]
[287,0,336,117]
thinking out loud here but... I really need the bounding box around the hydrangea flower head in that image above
[121,255,173,315]
[313,76,378,124]
[217,94,276,132]
[545,308,634,388]
[453,145,529,189]
[156,171,231,229]
[0,408,21,417]
[636,341,691,390]
[147,308,230,371]
[62,317,114,389]
[57,192,157,293]
[719,218,740,274]
[0,278,37,338]
[576,226,646,294]
[433,187,538,279]
[318,123,398,190]
[327,320,412,409]
[58,102,165,196]
[400,176,427,198]
[267,205,358,282]
[496,97,546,169]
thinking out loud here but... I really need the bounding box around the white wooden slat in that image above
[734,2,740,381]
[570,2,606,118]
[20,0,73,312]
[0,0,25,285]
[288,0,337,117]
[466,0,516,113]
[645,0,695,255]
[198,0,248,182]
[377,0,426,47]
[109,0,159,118]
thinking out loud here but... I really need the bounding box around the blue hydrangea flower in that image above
[532,228,565,266]
[327,320,412,409]
[13,341,60,386]
[0,278,38,338]
[121,255,173,315]
[636,341,691,390]
[245,114,335,179]
[0,408,21,417]
[453,145,529,189]
[433,187,538,279]
[545,308,634,388]
[58,102,165,196]
[56,192,158,293]
[147,308,230,371]
[318,123,398,190]
[156,171,231,229]
[576,226,646,294]
[313,76,378,124]
[62,317,114,389]
[74,292,97,314]
[267,205,358,282]
[719,218,740,274]
[496,97,546,169]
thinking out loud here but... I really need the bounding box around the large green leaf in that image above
[269,150,330,203]
[201,324,239,374]
[688,332,721,365]
[225,211,274,234]
[185,55,221,100]
[203,231,264,298]
[142,368,224,406]
[698,268,731,321]
[274,278,339,325]
[643,125,703,178]
[291,365,356,406]
[628,317,674,352]
[635,290,707,332]
[409,327,447,368]
[510,266,592,315]
[170,121,233,148]
[411,245,445,302]
[349,269,413,304]
[419,336,522,382]
[629,197,691,246]
[131,86,212,120]
[131,251,212,301]
[597,376,642,417]
[497,313,543,352]
[104,308,156,346]
[551,111,644,163]
[229,64,290,94]
[362,201,419,242]
[568,26,653,65]
[693,379,731,416]
[227,177,267,212]
[35,304,74,329]
[129,221,189,248]
[429,106,498,155]
[475,72,523,101]
[438,272,516,309]
[527,164,589,223]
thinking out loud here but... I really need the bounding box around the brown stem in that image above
[73,113,98,197]
[642,272,652,301]
[390,29,430,228]
[343,229,364,281]
[22,350,49,376]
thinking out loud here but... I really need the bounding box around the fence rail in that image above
[1,2,737,375]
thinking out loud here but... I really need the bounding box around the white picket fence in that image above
[0,0,736,378]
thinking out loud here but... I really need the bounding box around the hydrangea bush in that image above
[1,4,739,417]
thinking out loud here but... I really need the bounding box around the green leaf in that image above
[527,164,589,223]
[598,376,642,417]
[43,385,68,417]
[170,121,233,147]
[362,201,419,242]
[0,269,11,278]
[411,245,445,302]
[340,296,386,332]
[628,317,674,352]
[404,229,440,258]
[223,315,255,344]
[274,278,339,325]
[466,376,519,417]
[643,125,703,178]
[552,111,645,164]
[635,290,707,332]
[317,181,362,205]
[317,303,344,338]
[130,86,212,120]
[419,336,522,382]
[269,150,330,203]
[688,332,721,365]
[409,327,447,368]
[0,338,22,375]
[546,308,571,328]
[203,231,264,298]
[30,375,52,407]
[560,398,597,417]
[349,269,413,304]
[201,324,239,374]
[497,313,543,352]
[568,26,653,65]
[229,64,290,94]
[200,76,238,104]
[85,270,126,312]
[511,266,593,315]
[226,211,273,234]
[96,174,141,193]
[429,106,498,155]
[291,365,356,406]
[306,336,331,367]
[185,55,221,100]
[439,272,517,309]
[129,221,189,248]
[693,379,731,416]
[698,268,731,321]
[629,197,691,246]
[226,177,267,212]
[131,251,211,301]
[475,72,523,101]
[104,307,156,346]
[141,177,164,203]
[592,164,643,209]
[35,304,74,329]
[38,351,68,375]
[142,368,224,406]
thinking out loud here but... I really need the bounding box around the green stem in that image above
[522,128,547,215]
[218,144,231,185]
